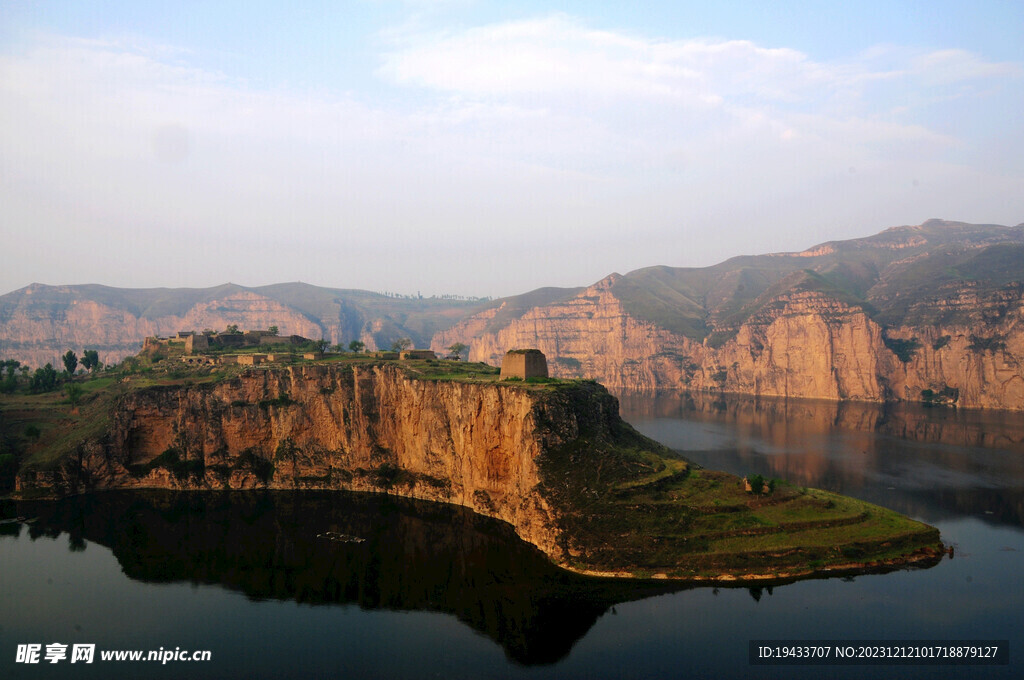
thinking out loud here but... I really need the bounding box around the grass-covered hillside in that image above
[533,392,941,578]
[610,219,1024,340]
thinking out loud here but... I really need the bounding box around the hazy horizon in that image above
[2,1,1022,298]
[3,215,1023,301]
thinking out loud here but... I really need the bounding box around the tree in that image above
[315,338,330,354]
[348,340,365,353]
[268,325,279,336]
[62,350,78,375]
[331,344,345,353]
[81,349,100,372]
[0,359,19,393]
[30,364,58,392]
[391,337,412,352]
[225,324,240,334]
[446,343,468,361]
[64,383,83,409]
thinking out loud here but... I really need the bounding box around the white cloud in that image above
[0,18,1021,296]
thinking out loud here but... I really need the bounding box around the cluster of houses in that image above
[143,330,312,366]
[144,330,440,367]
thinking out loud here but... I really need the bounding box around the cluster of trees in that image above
[435,294,491,301]
[0,349,104,395]
[327,340,367,354]
[314,339,469,359]
[372,291,492,302]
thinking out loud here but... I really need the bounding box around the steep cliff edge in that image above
[10,361,942,580]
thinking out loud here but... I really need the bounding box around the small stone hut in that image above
[500,349,548,379]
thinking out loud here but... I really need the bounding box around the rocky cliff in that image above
[433,276,900,400]
[434,221,1024,410]
[17,364,624,561]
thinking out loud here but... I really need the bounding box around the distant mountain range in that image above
[0,282,488,369]
[3,219,1024,408]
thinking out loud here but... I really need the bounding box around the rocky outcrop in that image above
[435,278,1024,410]
[17,364,624,562]
[434,279,892,401]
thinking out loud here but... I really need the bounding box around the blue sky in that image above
[1,1,1022,296]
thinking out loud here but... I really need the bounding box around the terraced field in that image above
[540,439,942,579]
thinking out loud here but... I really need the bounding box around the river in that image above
[1,391,1021,679]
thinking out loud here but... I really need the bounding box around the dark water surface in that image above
[2,391,1022,679]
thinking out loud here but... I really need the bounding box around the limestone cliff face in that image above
[20,365,624,561]
[433,275,700,391]
[435,280,1024,409]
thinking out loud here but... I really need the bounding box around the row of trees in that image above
[316,339,468,359]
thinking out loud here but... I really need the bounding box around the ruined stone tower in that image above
[500,349,549,379]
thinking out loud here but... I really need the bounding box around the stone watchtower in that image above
[500,349,549,379]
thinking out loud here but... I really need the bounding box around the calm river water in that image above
[2,391,1022,679]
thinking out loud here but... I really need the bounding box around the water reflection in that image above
[617,391,1024,530]
[10,491,683,666]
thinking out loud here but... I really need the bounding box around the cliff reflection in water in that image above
[14,490,680,665]
[618,391,1024,530]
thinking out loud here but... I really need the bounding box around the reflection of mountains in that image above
[618,391,1024,529]
[618,390,1024,453]
[15,491,681,665]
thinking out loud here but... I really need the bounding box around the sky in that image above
[1,1,1022,298]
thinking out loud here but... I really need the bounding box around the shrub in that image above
[258,394,295,409]
[968,335,1006,353]
[238,451,274,483]
[932,335,951,351]
[883,336,921,363]
[920,386,959,406]
[372,462,402,489]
